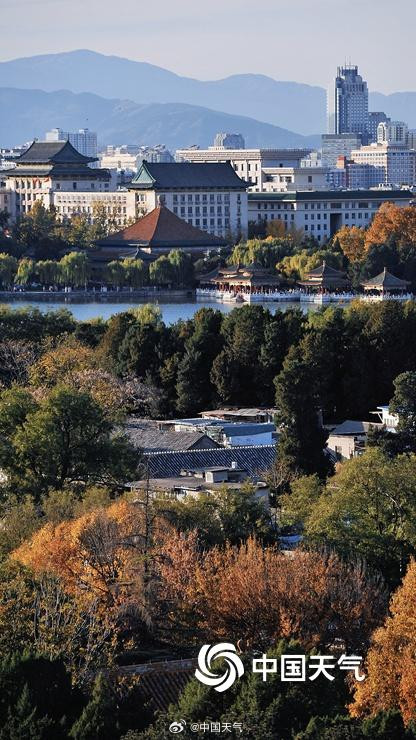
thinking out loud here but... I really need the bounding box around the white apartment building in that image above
[261,166,329,192]
[248,189,414,243]
[175,146,312,190]
[377,121,408,146]
[128,161,249,240]
[53,190,136,226]
[350,143,416,187]
[45,128,98,160]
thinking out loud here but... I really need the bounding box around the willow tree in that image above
[15,258,34,286]
[60,252,89,289]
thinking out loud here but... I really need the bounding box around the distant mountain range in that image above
[0,50,415,149]
[0,88,320,151]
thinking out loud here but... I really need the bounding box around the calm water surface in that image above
[0,295,322,324]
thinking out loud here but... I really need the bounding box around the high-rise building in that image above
[328,65,369,139]
[368,112,390,143]
[213,133,245,149]
[377,120,409,146]
[45,128,98,160]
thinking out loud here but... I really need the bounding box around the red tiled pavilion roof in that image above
[96,206,227,249]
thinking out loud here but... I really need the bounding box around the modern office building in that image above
[328,65,369,138]
[176,143,312,190]
[350,142,416,187]
[45,128,98,163]
[128,161,249,240]
[248,189,413,242]
[321,133,362,167]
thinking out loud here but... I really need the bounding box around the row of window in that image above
[173,206,230,217]
[57,205,127,215]
[171,193,233,204]
[14,180,109,191]
[184,217,230,229]
[255,200,390,211]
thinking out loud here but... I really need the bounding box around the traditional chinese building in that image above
[128,161,249,240]
[198,264,281,300]
[298,261,349,293]
[2,140,112,219]
[361,268,411,297]
[90,205,227,268]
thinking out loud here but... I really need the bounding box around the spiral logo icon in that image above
[169,719,186,733]
[195,642,244,692]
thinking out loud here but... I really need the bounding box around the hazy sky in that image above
[1,0,414,92]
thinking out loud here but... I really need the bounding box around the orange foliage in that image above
[351,558,416,725]
[13,499,171,607]
[336,225,366,263]
[365,202,416,250]
[159,534,386,651]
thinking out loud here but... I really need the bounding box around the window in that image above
[73,182,77,190]
[308,175,312,183]
[188,194,193,202]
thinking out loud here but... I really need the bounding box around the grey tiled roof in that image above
[124,418,218,452]
[17,140,96,164]
[131,161,248,189]
[144,445,277,478]
[329,420,382,436]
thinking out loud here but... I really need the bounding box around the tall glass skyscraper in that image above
[327,65,369,139]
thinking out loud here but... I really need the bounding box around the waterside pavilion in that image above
[361,268,412,300]
[298,261,349,294]
[197,264,284,302]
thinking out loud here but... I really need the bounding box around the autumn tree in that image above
[365,203,416,251]
[336,225,367,263]
[350,557,416,726]
[158,534,386,651]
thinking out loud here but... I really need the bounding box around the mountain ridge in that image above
[0,86,320,150]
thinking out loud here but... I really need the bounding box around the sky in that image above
[0,0,415,92]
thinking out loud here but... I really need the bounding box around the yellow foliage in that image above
[351,558,416,724]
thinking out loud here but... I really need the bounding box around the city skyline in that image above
[1,0,415,93]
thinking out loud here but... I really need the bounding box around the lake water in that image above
[0,295,315,324]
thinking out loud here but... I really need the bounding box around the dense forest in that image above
[0,299,414,736]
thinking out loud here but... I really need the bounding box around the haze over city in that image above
[1,0,415,92]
